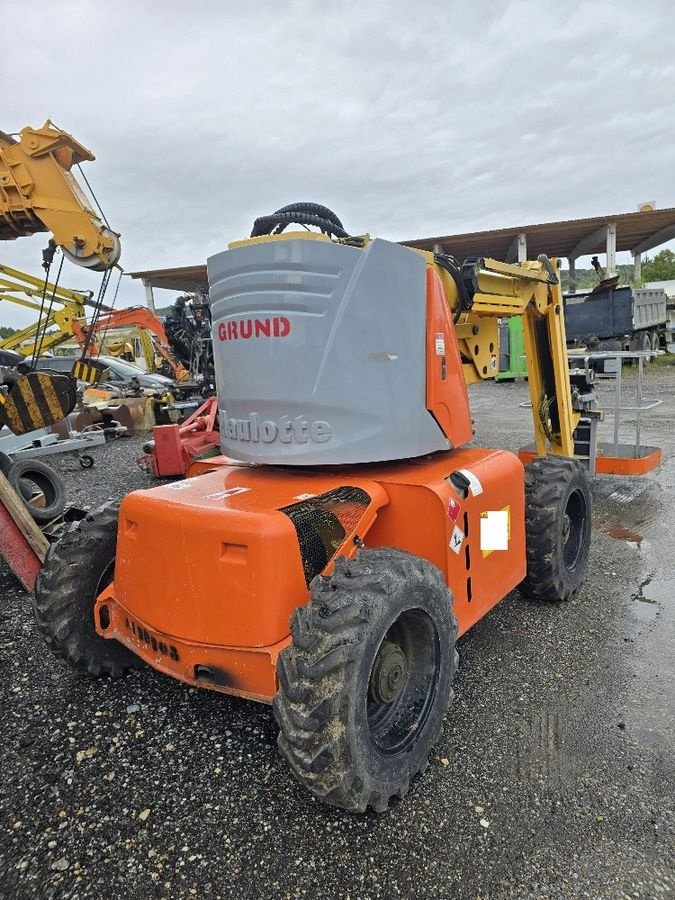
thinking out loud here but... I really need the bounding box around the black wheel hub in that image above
[366,610,442,756]
[562,513,571,544]
[563,488,586,571]
[369,640,408,704]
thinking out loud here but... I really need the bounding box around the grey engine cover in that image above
[208,236,448,465]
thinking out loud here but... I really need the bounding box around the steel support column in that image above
[568,257,576,293]
[143,279,156,313]
[606,223,617,277]
[505,233,528,263]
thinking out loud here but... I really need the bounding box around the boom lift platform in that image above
[35,203,601,813]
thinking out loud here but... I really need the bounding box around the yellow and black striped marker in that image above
[71,359,111,385]
[0,372,77,436]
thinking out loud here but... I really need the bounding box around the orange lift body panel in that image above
[97,448,525,703]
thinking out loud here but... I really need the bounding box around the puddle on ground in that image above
[634,575,670,605]
[595,522,643,544]
[633,574,656,603]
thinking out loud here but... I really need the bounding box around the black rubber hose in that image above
[271,203,344,230]
[251,205,349,239]
[434,252,473,322]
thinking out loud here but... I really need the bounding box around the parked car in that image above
[0,348,25,368]
[19,355,175,391]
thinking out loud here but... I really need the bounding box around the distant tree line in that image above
[640,248,675,283]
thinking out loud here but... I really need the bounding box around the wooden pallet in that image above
[0,471,48,591]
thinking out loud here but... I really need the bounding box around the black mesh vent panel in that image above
[280,486,371,586]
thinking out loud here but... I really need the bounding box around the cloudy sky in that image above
[2,0,674,327]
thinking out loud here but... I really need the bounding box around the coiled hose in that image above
[250,203,349,239]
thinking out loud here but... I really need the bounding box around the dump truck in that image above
[645,279,675,348]
[33,203,599,813]
[563,284,668,354]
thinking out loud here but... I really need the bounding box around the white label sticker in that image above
[449,525,465,554]
[165,480,195,491]
[435,333,446,356]
[293,493,317,501]
[204,486,251,500]
[458,468,483,497]
[480,510,509,551]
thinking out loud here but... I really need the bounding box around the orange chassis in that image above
[95,447,525,704]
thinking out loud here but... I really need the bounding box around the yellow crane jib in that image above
[0,121,121,271]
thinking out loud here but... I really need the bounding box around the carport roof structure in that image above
[403,206,675,263]
[128,206,675,301]
[128,264,209,294]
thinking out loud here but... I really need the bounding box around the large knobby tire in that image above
[519,457,592,602]
[8,458,66,523]
[273,548,457,813]
[33,503,142,677]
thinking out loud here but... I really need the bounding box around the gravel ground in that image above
[1,368,674,900]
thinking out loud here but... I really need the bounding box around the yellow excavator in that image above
[0,120,124,432]
[0,121,120,271]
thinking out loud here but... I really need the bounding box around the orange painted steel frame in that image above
[518,445,662,476]
[95,263,526,704]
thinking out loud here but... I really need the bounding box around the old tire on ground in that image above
[7,458,66,523]
[519,457,592,602]
[33,503,142,677]
[0,451,37,501]
[274,548,457,813]
[0,451,12,477]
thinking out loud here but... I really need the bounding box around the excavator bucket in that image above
[0,372,77,434]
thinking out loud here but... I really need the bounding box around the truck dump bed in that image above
[564,285,666,341]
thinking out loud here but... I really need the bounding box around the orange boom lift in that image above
[34,204,599,812]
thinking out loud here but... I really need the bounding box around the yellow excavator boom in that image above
[0,263,89,356]
[0,121,121,271]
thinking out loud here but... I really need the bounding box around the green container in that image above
[496,318,528,380]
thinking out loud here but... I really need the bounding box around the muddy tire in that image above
[273,548,457,813]
[519,457,592,602]
[33,503,142,677]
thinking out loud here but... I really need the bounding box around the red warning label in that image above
[447,496,461,523]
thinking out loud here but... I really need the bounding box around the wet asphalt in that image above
[0,366,673,899]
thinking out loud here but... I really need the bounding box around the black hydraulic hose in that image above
[434,252,473,322]
[271,203,344,230]
[250,203,349,239]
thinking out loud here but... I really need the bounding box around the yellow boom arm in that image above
[427,253,581,458]
[0,264,89,356]
[0,121,121,271]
